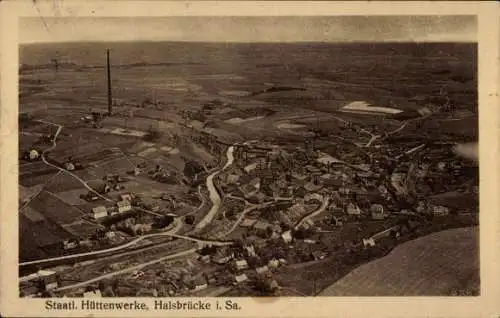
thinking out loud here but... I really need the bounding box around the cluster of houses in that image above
[199,246,282,290]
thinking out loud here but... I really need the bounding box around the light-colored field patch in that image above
[340,101,403,115]
[138,147,158,157]
[275,122,306,129]
[168,148,180,155]
[219,90,250,97]
[150,82,202,92]
[224,116,264,125]
[98,127,147,137]
[214,107,234,115]
[316,153,344,165]
[191,74,246,80]
[160,146,173,152]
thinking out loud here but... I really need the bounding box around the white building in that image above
[117,200,132,213]
[234,274,248,284]
[363,238,376,248]
[371,204,385,220]
[244,163,258,174]
[268,259,280,268]
[432,205,450,216]
[234,259,249,271]
[28,149,40,160]
[281,230,293,244]
[91,206,108,219]
[255,266,269,275]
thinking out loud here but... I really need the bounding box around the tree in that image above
[247,256,261,269]
[253,277,277,296]
[265,226,274,239]
[185,215,195,225]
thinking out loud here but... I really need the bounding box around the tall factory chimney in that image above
[106,49,113,116]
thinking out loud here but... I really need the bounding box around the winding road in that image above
[294,196,330,230]
[37,120,113,203]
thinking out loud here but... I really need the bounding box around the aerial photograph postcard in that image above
[17,15,479,299]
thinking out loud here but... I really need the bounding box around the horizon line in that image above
[19,39,478,45]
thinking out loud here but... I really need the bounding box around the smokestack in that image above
[106,50,112,116]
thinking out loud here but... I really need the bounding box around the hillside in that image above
[319,226,479,296]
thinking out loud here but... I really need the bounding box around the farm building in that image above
[371,204,386,220]
[91,206,108,220]
[28,149,40,161]
[116,200,132,213]
[432,205,450,216]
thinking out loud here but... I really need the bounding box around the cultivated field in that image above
[319,226,479,296]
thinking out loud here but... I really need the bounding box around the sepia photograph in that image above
[16,14,481,299]
[1,1,499,317]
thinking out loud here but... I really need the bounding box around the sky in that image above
[19,16,477,44]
